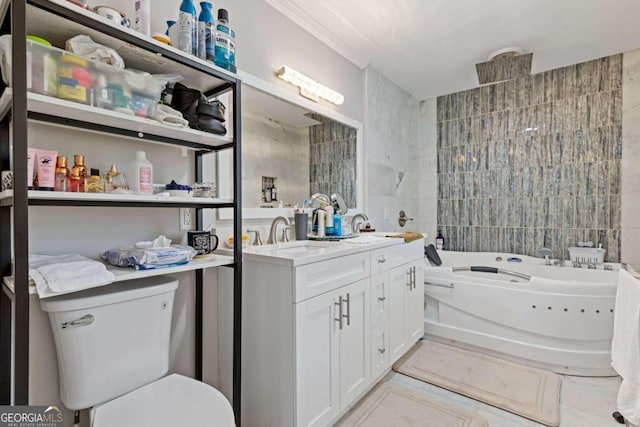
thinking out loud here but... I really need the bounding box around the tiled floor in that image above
[379,371,622,427]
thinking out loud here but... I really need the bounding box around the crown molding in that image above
[265,0,370,69]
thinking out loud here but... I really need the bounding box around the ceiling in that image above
[266,0,640,100]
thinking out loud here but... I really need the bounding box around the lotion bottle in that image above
[133,150,153,194]
[134,0,151,37]
[317,210,326,238]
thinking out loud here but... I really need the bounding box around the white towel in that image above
[612,269,640,425]
[29,254,116,298]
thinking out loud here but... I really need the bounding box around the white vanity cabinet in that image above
[296,277,370,427]
[370,240,425,365]
[234,238,423,427]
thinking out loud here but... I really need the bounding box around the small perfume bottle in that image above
[69,166,84,192]
[85,168,105,193]
[54,156,70,192]
[72,155,87,181]
[105,164,128,192]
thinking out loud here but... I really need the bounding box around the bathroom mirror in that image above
[217,71,364,219]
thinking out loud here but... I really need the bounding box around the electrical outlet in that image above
[180,208,193,230]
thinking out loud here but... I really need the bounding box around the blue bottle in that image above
[165,20,176,36]
[178,0,197,55]
[198,2,214,61]
[214,8,236,71]
[333,214,342,237]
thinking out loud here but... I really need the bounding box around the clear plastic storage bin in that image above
[2,36,163,118]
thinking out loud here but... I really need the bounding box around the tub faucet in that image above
[538,248,552,266]
[267,216,291,244]
[351,213,369,234]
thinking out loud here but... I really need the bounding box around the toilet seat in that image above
[92,374,235,427]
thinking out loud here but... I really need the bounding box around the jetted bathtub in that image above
[423,251,619,376]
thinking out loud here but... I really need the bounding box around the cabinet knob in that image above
[378,348,386,354]
[378,296,386,302]
[378,257,386,264]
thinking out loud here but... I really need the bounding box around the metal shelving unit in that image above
[0,0,243,424]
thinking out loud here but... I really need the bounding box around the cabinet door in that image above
[370,272,389,328]
[389,264,411,363]
[406,262,425,345]
[371,321,390,382]
[296,289,340,427]
[339,278,371,409]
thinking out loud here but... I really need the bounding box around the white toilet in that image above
[40,275,236,427]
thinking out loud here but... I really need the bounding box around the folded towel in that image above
[153,104,189,128]
[387,231,424,243]
[612,269,640,425]
[343,235,390,245]
[29,254,116,298]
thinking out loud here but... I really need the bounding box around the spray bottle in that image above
[178,0,197,55]
[198,2,214,61]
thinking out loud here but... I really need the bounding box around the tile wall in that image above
[436,54,623,261]
[308,113,358,209]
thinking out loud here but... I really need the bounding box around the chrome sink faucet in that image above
[351,213,369,234]
[247,229,263,246]
[267,216,291,244]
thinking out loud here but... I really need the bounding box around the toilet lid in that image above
[92,374,236,427]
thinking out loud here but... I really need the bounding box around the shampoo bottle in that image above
[133,150,153,194]
[198,2,214,61]
[213,9,236,71]
[178,0,197,55]
[435,230,445,250]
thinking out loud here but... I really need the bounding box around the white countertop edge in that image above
[217,235,423,267]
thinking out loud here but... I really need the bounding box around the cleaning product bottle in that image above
[134,0,151,37]
[436,230,445,250]
[213,8,236,71]
[133,151,153,194]
[198,2,214,61]
[178,0,198,55]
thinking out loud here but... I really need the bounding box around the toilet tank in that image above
[40,275,179,410]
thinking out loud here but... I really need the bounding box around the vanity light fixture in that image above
[276,65,344,105]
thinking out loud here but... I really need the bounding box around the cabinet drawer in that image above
[370,240,423,274]
[294,252,370,302]
[371,322,390,382]
[370,272,389,329]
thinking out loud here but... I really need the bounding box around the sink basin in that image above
[245,241,351,260]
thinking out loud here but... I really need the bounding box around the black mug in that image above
[187,230,219,255]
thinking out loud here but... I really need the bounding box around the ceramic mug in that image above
[93,6,130,27]
[1,170,12,192]
[187,230,219,256]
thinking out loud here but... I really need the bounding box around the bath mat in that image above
[336,382,488,427]
[392,341,561,426]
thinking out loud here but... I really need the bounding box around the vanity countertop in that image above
[217,232,422,267]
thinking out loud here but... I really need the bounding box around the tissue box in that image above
[568,247,606,264]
